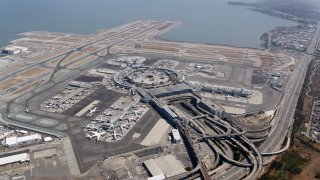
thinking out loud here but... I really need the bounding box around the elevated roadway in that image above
[211,24,320,180]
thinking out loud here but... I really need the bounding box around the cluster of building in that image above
[185,63,217,77]
[107,56,147,67]
[201,86,252,99]
[0,125,54,173]
[4,134,42,147]
[154,59,179,69]
[269,24,316,51]
[303,100,320,143]
[270,72,284,92]
[0,45,30,62]
[1,129,53,148]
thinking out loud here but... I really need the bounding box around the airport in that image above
[0,20,319,179]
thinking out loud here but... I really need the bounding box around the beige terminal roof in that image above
[144,159,164,177]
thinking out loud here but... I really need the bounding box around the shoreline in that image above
[154,36,265,51]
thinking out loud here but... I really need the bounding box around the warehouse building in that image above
[5,134,42,147]
[2,46,28,55]
[0,153,30,166]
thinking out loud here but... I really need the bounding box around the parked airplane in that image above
[112,130,122,140]
[48,100,55,105]
[129,87,135,95]
[127,117,137,122]
[120,123,129,131]
[110,105,121,110]
[24,108,30,113]
[52,95,62,100]
[225,95,232,101]
[93,117,104,123]
[87,131,106,141]
[103,111,113,116]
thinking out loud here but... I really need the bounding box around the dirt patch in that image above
[0,78,24,91]
[141,44,179,52]
[81,46,100,53]
[66,55,98,69]
[12,80,44,95]
[60,51,88,66]
[31,48,69,63]
[220,52,243,59]
[292,139,320,180]
[97,49,108,56]
[18,67,48,77]
[0,64,24,77]
[238,113,269,126]
[260,56,279,69]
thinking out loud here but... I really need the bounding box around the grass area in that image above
[260,151,310,180]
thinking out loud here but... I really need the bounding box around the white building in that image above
[2,46,28,55]
[171,129,181,143]
[5,134,42,147]
[5,136,18,147]
[0,153,29,166]
[44,137,53,142]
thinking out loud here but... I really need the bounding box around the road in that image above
[212,25,320,180]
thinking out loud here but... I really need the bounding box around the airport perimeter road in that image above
[212,25,320,180]
[259,24,320,157]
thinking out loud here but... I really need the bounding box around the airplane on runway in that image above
[89,107,97,114]
[24,108,30,113]
[87,107,98,116]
